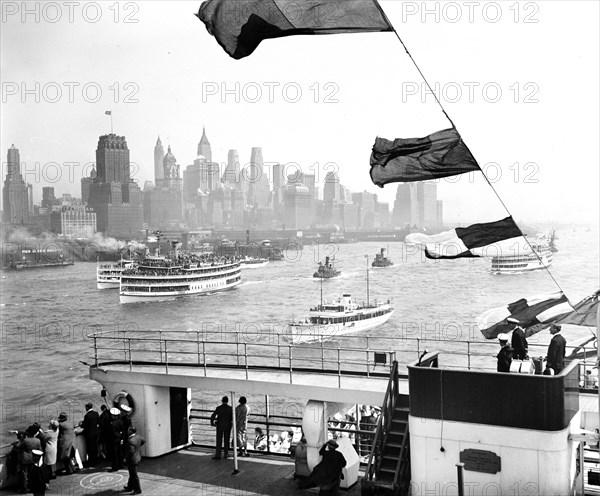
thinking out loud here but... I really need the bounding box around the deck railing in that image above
[89,329,597,389]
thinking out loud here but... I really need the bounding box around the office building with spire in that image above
[2,144,30,225]
[154,136,165,182]
[144,145,183,229]
[197,126,212,162]
[87,133,143,237]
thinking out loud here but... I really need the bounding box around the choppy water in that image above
[1,229,598,444]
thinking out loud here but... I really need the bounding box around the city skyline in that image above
[1,1,598,227]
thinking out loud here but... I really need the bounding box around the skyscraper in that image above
[197,126,212,162]
[88,134,143,237]
[144,145,183,229]
[222,149,241,188]
[247,147,270,208]
[323,171,340,203]
[392,183,418,228]
[416,182,438,227]
[2,144,30,225]
[154,135,165,182]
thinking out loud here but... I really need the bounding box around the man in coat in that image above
[546,324,567,373]
[124,426,145,495]
[300,439,347,495]
[235,396,250,457]
[210,396,232,459]
[108,408,124,471]
[80,402,99,466]
[57,412,75,475]
[17,426,42,492]
[496,334,513,372]
[509,318,528,360]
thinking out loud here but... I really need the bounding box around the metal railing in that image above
[89,329,597,385]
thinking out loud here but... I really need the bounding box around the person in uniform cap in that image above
[508,318,529,360]
[109,408,125,471]
[119,406,133,467]
[29,449,49,496]
[546,324,567,373]
[496,333,513,372]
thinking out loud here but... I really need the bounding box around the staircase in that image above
[361,362,411,495]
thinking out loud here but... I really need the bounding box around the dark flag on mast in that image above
[196,0,392,59]
[369,128,480,187]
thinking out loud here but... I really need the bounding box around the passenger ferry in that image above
[96,259,135,289]
[288,293,394,343]
[490,239,554,273]
[119,254,241,303]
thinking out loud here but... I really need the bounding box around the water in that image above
[1,230,598,444]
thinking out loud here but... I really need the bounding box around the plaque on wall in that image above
[459,449,501,474]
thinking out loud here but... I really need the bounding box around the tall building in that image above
[298,173,316,200]
[154,135,165,182]
[392,183,418,228]
[352,191,377,229]
[323,171,340,203]
[222,149,241,188]
[144,145,183,229]
[2,144,30,225]
[53,205,97,238]
[27,183,33,213]
[184,156,220,199]
[81,167,96,206]
[197,127,212,162]
[247,147,270,208]
[87,134,143,237]
[416,182,438,228]
[42,187,56,210]
[283,180,313,230]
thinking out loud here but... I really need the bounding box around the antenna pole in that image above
[320,274,323,307]
[365,255,370,306]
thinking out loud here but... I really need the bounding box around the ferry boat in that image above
[288,294,394,343]
[490,239,553,273]
[313,256,341,279]
[96,259,136,289]
[119,253,241,303]
[371,248,393,268]
[239,256,269,268]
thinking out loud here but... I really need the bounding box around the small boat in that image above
[97,259,136,289]
[313,256,341,279]
[371,248,393,268]
[291,256,394,343]
[240,256,269,268]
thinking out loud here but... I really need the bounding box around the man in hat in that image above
[120,406,133,467]
[509,318,529,360]
[80,402,99,466]
[29,449,49,496]
[17,426,42,491]
[124,426,145,495]
[300,440,347,495]
[546,324,567,373]
[57,412,75,475]
[496,333,513,372]
[210,396,232,460]
[109,407,124,471]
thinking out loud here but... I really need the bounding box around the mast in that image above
[365,255,370,306]
[320,272,323,308]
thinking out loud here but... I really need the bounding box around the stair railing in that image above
[364,360,399,482]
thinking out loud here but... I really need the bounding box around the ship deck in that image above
[0,446,363,496]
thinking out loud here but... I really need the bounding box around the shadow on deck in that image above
[0,446,362,496]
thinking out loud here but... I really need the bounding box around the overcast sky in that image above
[1,0,598,226]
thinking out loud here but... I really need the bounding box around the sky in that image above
[1,0,599,226]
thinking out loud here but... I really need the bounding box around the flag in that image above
[406,217,523,259]
[196,0,393,59]
[105,111,112,115]
[556,289,600,327]
[369,128,480,187]
[477,291,574,339]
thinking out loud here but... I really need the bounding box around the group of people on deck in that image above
[210,395,348,495]
[9,402,145,495]
[497,319,567,374]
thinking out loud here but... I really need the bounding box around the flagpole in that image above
[111,113,113,134]
[597,303,599,417]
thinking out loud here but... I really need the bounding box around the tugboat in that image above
[371,248,393,268]
[313,256,341,279]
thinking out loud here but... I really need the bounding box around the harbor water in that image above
[1,230,598,444]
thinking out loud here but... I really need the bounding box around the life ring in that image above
[113,391,135,416]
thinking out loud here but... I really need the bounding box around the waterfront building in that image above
[2,144,30,225]
[87,134,143,237]
[154,135,165,182]
[51,205,97,238]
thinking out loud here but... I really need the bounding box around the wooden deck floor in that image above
[0,446,363,496]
